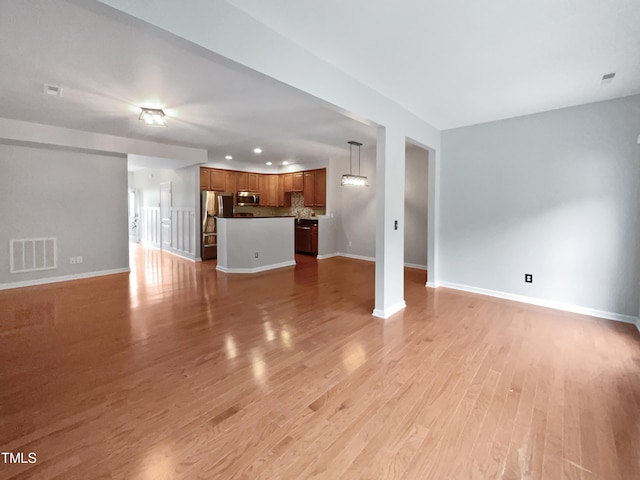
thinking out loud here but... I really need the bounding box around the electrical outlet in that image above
[69,257,76,265]
[394,220,398,230]
[525,273,533,283]
[254,252,259,258]
[348,241,353,247]
[76,256,83,264]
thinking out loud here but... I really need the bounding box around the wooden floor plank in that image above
[0,245,638,479]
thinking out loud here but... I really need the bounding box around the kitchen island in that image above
[216,217,295,273]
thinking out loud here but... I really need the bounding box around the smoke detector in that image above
[44,84,62,96]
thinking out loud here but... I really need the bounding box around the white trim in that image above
[439,281,638,325]
[636,318,640,333]
[404,262,427,271]
[316,253,340,260]
[163,247,197,262]
[0,268,131,291]
[334,253,376,263]
[216,260,296,274]
[425,281,440,288]
[372,300,407,319]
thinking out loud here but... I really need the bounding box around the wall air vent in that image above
[44,84,62,96]
[10,237,57,273]
[601,72,616,81]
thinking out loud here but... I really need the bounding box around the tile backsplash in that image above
[233,192,324,218]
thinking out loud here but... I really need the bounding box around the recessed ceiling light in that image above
[266,162,272,165]
[602,72,616,81]
[139,107,167,127]
[282,161,289,165]
[253,148,262,154]
[225,155,233,160]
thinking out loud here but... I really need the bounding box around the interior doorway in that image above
[404,143,429,283]
[128,189,139,243]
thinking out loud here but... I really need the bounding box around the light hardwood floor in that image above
[1,245,639,479]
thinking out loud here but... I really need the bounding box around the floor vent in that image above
[10,237,57,273]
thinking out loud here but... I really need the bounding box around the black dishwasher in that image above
[295,219,318,255]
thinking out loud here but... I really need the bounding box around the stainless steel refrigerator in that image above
[201,191,234,260]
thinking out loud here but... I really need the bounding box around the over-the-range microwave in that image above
[236,191,260,206]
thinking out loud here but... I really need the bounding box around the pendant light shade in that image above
[341,141,368,187]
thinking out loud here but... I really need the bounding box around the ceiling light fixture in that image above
[341,141,368,187]
[225,155,233,160]
[254,147,262,154]
[282,161,289,165]
[139,107,167,127]
[266,162,272,165]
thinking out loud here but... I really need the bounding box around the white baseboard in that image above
[405,262,427,271]
[636,318,640,333]
[439,281,638,325]
[216,260,296,274]
[0,268,131,291]
[425,281,440,288]
[337,253,376,263]
[316,253,340,260]
[372,300,407,319]
[164,247,197,262]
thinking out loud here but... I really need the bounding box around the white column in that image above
[373,126,407,319]
[426,148,440,287]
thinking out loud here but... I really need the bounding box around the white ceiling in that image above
[1,0,638,174]
[0,0,376,170]
[228,0,640,130]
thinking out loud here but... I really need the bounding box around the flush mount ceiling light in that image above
[139,107,167,127]
[225,155,233,160]
[342,141,368,187]
[253,147,262,154]
[266,162,273,165]
[282,161,289,165]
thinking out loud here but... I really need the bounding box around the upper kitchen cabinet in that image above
[260,175,278,207]
[200,167,209,190]
[248,173,259,192]
[303,169,326,207]
[283,173,293,193]
[303,171,315,207]
[292,172,304,192]
[224,171,237,200]
[314,169,326,207]
[209,169,225,191]
[200,168,225,191]
[237,172,259,192]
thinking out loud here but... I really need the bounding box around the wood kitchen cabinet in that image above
[236,172,248,191]
[302,169,326,207]
[237,172,259,192]
[277,176,285,206]
[248,173,259,192]
[200,168,225,191]
[282,173,293,193]
[303,171,315,207]
[209,169,225,191]
[292,172,304,192]
[200,167,210,190]
[314,169,326,207]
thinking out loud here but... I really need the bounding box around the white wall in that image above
[335,145,377,259]
[0,143,128,287]
[440,95,640,319]
[217,217,295,273]
[404,146,429,268]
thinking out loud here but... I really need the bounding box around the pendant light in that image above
[341,141,368,187]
